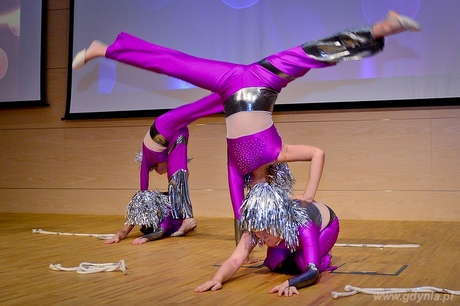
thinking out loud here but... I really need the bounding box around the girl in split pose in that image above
[73,11,421,229]
[106,93,225,244]
[195,163,339,297]
[105,126,197,244]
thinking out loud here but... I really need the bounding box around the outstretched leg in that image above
[74,32,239,93]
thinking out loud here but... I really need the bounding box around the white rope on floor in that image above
[33,229,114,240]
[49,259,128,275]
[334,243,420,248]
[331,285,460,299]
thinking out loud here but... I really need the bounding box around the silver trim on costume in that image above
[234,218,243,245]
[168,169,193,219]
[224,87,278,117]
[168,134,188,155]
[302,202,322,228]
[301,26,384,63]
[258,59,296,80]
[134,150,143,165]
[149,123,168,146]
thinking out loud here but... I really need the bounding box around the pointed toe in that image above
[72,49,87,69]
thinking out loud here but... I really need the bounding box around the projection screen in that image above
[0,0,46,107]
[65,0,459,119]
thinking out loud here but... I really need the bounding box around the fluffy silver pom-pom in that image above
[268,163,296,194]
[124,190,170,231]
[240,183,309,251]
[244,163,295,191]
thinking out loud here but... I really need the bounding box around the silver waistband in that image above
[224,87,278,117]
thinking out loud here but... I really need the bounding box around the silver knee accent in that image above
[234,218,243,246]
[301,26,384,63]
[168,169,193,219]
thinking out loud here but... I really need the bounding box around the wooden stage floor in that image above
[0,213,459,305]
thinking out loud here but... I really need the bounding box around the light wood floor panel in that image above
[0,214,459,305]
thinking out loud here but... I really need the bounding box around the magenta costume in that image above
[124,126,191,240]
[125,125,192,237]
[140,92,223,218]
[134,96,223,239]
[240,181,340,289]
[106,28,384,219]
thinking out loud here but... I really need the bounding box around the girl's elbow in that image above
[315,148,325,159]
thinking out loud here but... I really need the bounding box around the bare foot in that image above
[372,10,421,38]
[72,40,108,69]
[131,237,149,245]
[171,218,197,237]
[85,40,108,62]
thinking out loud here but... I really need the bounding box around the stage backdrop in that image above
[0,0,46,107]
[65,0,459,119]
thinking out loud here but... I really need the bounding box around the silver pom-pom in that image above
[134,150,143,166]
[244,163,295,191]
[268,163,296,194]
[240,183,309,252]
[124,190,170,231]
